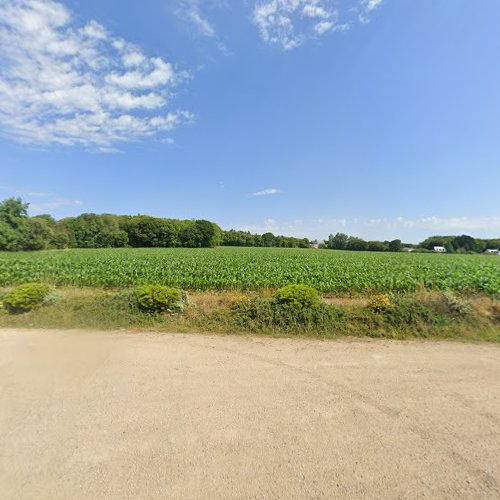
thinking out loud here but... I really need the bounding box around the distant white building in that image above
[433,246,447,253]
[310,240,325,249]
[485,249,500,255]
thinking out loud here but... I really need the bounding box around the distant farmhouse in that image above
[311,240,325,249]
[433,246,447,253]
[485,249,500,255]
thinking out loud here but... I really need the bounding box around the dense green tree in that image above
[327,232,349,250]
[51,223,71,249]
[420,234,487,253]
[451,234,475,252]
[262,232,276,247]
[388,239,402,252]
[0,197,29,227]
[0,197,30,250]
[194,220,222,248]
[419,236,454,250]
[346,237,368,251]
[223,230,256,246]
[484,239,500,250]
[367,241,388,252]
[60,214,127,248]
[0,222,21,251]
[444,242,455,253]
[124,216,173,247]
[24,218,54,250]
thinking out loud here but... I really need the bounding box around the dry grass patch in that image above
[324,297,369,308]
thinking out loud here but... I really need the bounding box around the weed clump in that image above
[442,292,473,317]
[231,286,344,333]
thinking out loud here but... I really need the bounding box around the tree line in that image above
[418,235,500,253]
[0,198,309,251]
[324,233,404,252]
[325,232,500,253]
[1,198,498,253]
[222,230,310,248]
[0,198,222,251]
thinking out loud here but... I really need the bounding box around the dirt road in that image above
[0,329,499,499]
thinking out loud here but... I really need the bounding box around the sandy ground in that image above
[0,329,499,500]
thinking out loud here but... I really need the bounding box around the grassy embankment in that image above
[0,286,498,342]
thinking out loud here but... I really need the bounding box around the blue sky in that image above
[0,0,499,243]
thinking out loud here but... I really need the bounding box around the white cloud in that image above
[231,215,500,241]
[395,216,500,232]
[358,0,384,23]
[186,4,216,37]
[235,219,305,236]
[252,0,385,49]
[252,188,280,196]
[175,0,228,39]
[0,0,191,150]
[253,0,341,50]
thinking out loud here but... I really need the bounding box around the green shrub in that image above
[136,285,187,314]
[274,284,321,310]
[3,283,55,314]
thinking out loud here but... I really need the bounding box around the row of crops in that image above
[0,247,498,295]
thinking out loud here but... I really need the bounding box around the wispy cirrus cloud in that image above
[0,0,192,150]
[180,1,217,37]
[253,0,341,50]
[252,187,280,196]
[174,0,385,51]
[252,0,383,50]
[358,0,384,23]
[175,0,229,39]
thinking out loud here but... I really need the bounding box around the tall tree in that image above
[0,197,30,251]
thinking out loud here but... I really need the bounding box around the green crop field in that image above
[0,247,499,295]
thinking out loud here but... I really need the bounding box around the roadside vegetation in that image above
[0,284,498,341]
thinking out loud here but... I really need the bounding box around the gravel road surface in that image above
[1,329,499,499]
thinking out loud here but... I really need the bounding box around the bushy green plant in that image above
[136,285,187,314]
[274,284,321,310]
[2,283,55,314]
